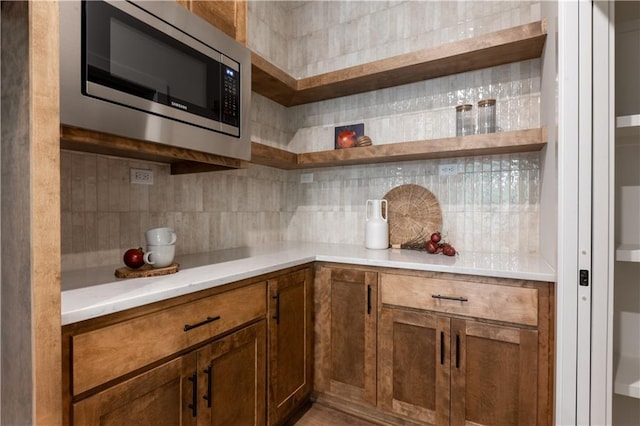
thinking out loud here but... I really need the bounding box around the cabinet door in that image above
[196,321,267,426]
[378,307,450,425]
[450,319,539,426]
[187,1,246,43]
[72,355,196,426]
[315,267,377,406]
[267,268,314,424]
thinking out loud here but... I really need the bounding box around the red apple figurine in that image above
[337,130,356,148]
[123,247,145,269]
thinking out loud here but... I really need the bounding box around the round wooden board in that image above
[383,184,443,246]
[115,263,180,279]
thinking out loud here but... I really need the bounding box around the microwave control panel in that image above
[221,64,240,128]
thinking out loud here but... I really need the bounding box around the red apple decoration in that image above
[426,232,458,257]
[123,247,145,269]
[337,130,356,148]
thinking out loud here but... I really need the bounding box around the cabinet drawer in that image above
[72,282,266,395]
[380,274,538,327]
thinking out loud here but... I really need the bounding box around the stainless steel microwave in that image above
[60,0,251,160]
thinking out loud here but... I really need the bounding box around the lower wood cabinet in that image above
[194,321,267,425]
[73,320,266,426]
[63,262,553,426]
[378,308,451,425]
[379,307,540,426]
[450,318,539,426]
[267,267,314,425]
[63,281,267,426]
[72,355,190,425]
[377,272,553,426]
[314,266,378,407]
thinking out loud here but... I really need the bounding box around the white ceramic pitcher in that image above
[365,199,389,249]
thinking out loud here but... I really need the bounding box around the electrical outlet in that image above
[438,164,459,176]
[130,168,154,185]
[300,172,314,183]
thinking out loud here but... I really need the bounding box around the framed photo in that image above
[335,123,364,149]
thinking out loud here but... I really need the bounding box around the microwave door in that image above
[83,0,228,134]
[87,60,161,103]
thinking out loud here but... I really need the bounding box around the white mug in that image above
[145,227,177,245]
[144,244,175,268]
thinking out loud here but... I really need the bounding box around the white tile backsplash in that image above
[280,153,540,252]
[61,150,540,271]
[248,1,540,79]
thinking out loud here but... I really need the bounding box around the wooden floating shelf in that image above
[252,20,547,107]
[251,127,548,170]
[61,126,547,173]
[60,125,248,175]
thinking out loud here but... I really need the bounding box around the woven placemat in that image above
[383,184,443,246]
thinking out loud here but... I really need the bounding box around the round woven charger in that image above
[383,184,443,246]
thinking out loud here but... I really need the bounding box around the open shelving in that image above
[252,20,547,107]
[248,20,547,170]
[62,125,548,174]
[251,127,547,170]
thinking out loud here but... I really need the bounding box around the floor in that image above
[293,404,380,426]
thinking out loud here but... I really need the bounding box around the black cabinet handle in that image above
[367,285,372,315]
[272,294,280,325]
[184,315,221,332]
[188,371,197,417]
[440,331,445,365]
[203,364,212,408]
[432,294,468,302]
[455,334,460,369]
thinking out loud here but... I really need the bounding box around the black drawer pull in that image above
[440,331,445,365]
[184,315,221,332]
[432,294,468,302]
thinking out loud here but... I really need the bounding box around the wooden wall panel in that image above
[1,1,61,424]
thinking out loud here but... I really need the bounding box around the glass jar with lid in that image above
[477,98,496,134]
[455,104,474,136]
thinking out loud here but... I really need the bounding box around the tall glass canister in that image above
[477,98,496,134]
[455,104,474,136]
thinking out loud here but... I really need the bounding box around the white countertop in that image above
[61,242,556,325]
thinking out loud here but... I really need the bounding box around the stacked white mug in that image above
[144,227,177,268]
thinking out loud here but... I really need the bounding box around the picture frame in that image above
[334,123,364,149]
